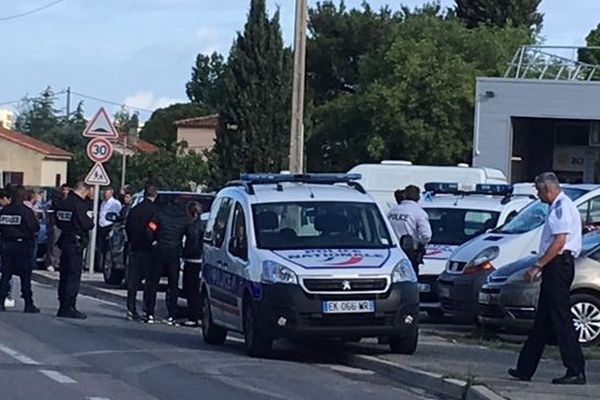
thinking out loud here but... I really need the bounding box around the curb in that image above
[342,353,506,400]
[32,271,126,305]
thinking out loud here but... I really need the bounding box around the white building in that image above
[0,109,15,129]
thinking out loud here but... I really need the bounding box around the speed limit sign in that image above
[86,137,114,163]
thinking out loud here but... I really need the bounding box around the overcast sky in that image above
[1,0,599,120]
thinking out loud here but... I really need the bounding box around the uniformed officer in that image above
[55,181,94,319]
[387,185,432,275]
[509,172,586,385]
[0,186,40,313]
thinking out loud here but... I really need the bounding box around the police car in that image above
[419,182,535,316]
[441,184,600,319]
[201,173,419,357]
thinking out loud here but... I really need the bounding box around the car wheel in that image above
[243,297,273,358]
[389,326,419,355]
[570,293,600,346]
[201,292,227,345]
[102,252,124,285]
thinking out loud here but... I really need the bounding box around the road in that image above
[0,282,443,400]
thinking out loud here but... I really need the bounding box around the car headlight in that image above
[392,259,417,283]
[463,246,499,275]
[262,261,298,285]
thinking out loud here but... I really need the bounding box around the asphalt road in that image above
[0,281,443,400]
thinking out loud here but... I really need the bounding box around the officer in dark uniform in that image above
[0,186,40,313]
[509,172,586,385]
[55,181,94,319]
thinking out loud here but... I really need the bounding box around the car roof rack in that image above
[423,182,536,204]
[226,173,366,195]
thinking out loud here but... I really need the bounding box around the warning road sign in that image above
[85,163,111,186]
[86,137,113,163]
[82,107,119,139]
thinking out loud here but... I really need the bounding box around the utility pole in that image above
[289,0,308,174]
[66,86,71,118]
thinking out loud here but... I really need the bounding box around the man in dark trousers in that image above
[509,172,586,385]
[55,182,94,319]
[182,201,203,327]
[0,186,40,313]
[125,182,158,321]
[145,195,188,325]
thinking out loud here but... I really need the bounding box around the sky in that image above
[1,0,599,121]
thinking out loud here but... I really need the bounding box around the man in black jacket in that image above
[182,201,204,327]
[125,183,158,321]
[145,195,189,325]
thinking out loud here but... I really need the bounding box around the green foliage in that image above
[454,0,543,33]
[140,102,212,146]
[211,0,292,185]
[186,52,227,109]
[579,23,600,68]
[113,105,140,133]
[15,87,59,139]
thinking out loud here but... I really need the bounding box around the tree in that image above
[579,23,600,68]
[113,106,140,133]
[186,52,227,110]
[140,102,212,145]
[454,0,543,33]
[211,0,292,185]
[15,87,59,138]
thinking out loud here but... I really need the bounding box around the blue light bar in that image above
[240,173,362,185]
[475,184,513,196]
[424,182,460,194]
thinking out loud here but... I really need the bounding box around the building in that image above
[175,114,219,154]
[0,126,72,187]
[111,131,159,157]
[0,109,15,129]
[473,46,600,183]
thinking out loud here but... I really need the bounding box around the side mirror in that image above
[106,212,120,222]
[201,212,210,222]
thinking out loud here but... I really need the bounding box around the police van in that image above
[201,173,419,357]
[418,183,535,316]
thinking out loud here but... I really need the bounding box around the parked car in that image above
[438,184,600,322]
[102,191,215,286]
[478,231,600,346]
[419,182,534,317]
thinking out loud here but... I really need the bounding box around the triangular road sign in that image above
[85,163,111,186]
[82,107,119,139]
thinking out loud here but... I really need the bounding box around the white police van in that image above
[445,184,600,287]
[418,182,535,315]
[201,173,419,357]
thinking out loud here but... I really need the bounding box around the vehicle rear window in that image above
[155,193,214,213]
[425,208,500,246]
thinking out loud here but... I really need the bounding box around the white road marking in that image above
[0,343,41,365]
[316,364,375,375]
[88,397,111,400]
[227,336,244,344]
[39,369,77,384]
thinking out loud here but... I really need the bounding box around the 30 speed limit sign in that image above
[86,137,114,163]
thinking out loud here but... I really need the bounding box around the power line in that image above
[0,0,65,22]
[70,91,155,113]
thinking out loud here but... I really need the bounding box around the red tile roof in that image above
[174,114,219,129]
[113,132,159,154]
[0,126,72,158]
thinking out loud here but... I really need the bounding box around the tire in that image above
[389,327,419,355]
[103,252,124,285]
[243,297,273,358]
[570,293,600,346]
[201,293,227,345]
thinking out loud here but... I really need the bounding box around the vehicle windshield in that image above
[498,188,587,234]
[252,201,393,250]
[425,208,500,246]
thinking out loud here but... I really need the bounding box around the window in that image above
[213,198,233,248]
[55,174,61,187]
[252,201,392,250]
[426,209,500,246]
[229,203,248,260]
[2,171,23,185]
[204,197,222,243]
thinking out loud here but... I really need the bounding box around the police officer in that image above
[387,185,432,275]
[55,181,94,319]
[509,172,586,385]
[0,186,40,313]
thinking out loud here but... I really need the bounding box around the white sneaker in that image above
[4,298,15,308]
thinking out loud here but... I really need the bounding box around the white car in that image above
[418,183,535,315]
[201,173,419,357]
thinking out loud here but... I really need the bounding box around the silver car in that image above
[478,231,600,345]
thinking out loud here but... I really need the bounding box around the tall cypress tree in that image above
[454,0,543,33]
[211,0,292,185]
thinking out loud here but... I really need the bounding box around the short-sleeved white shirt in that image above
[387,200,432,249]
[539,191,582,257]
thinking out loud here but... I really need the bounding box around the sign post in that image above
[82,107,118,275]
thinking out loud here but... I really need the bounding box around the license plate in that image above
[438,286,450,298]
[322,300,375,314]
[479,292,493,304]
[418,283,431,293]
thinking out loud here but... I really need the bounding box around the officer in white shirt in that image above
[97,187,122,272]
[510,172,586,385]
[387,185,432,275]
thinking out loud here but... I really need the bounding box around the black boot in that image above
[552,372,586,385]
[24,299,40,314]
[57,306,87,320]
